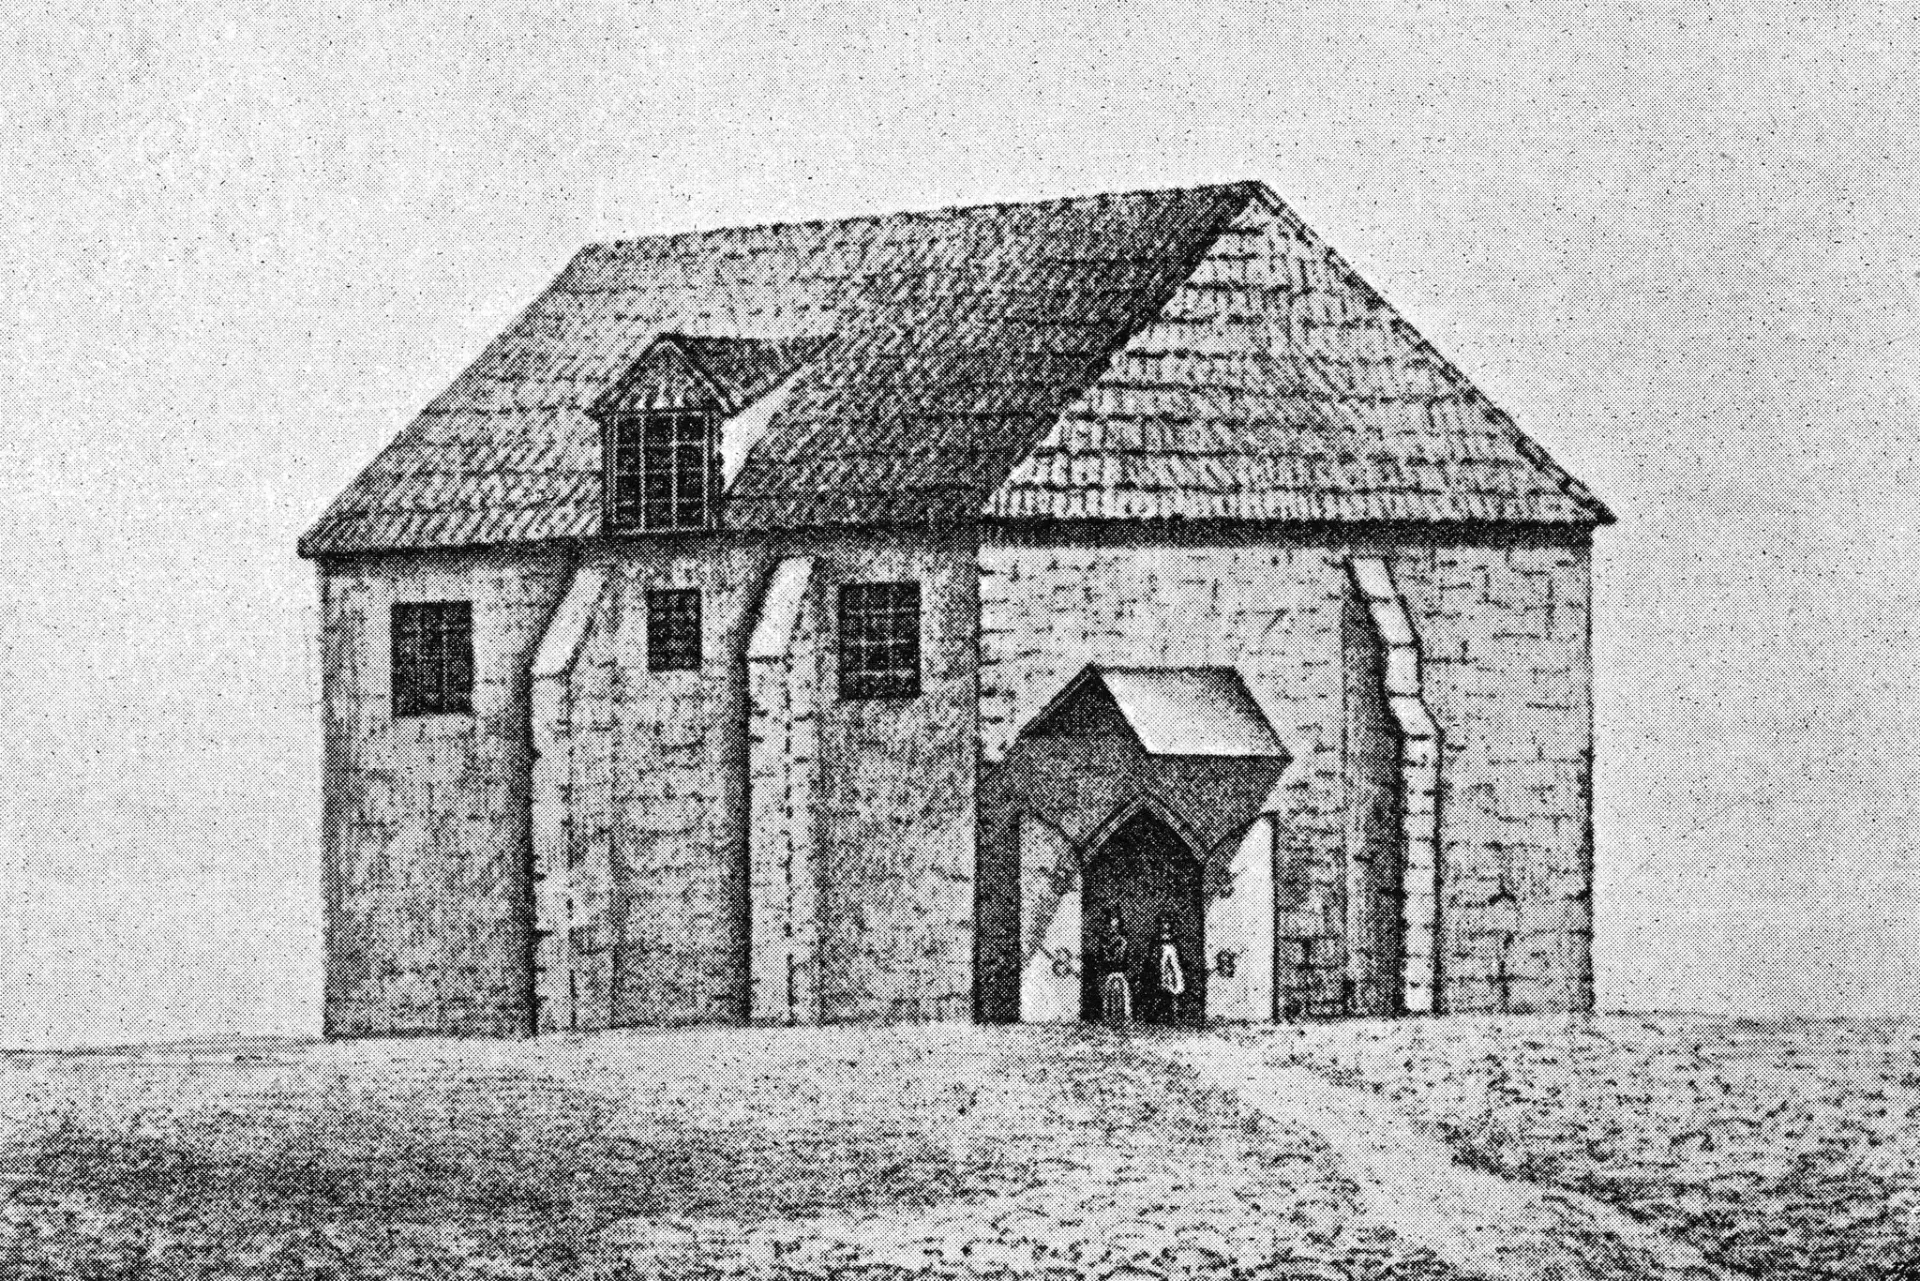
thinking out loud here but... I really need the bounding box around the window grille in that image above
[646,587,702,672]
[838,582,921,699]
[392,601,474,716]
[607,410,715,531]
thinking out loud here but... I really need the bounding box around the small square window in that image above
[392,601,474,717]
[839,582,920,699]
[647,588,702,672]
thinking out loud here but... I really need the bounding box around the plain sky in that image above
[3,0,1917,1046]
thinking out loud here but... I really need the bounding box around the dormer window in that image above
[593,331,832,535]
[607,410,717,532]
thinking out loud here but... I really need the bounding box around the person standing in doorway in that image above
[1098,910,1132,1027]
[1155,916,1187,1025]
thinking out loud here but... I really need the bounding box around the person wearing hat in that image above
[1155,915,1188,1024]
[1097,910,1133,1027]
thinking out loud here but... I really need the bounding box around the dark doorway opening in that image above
[1080,809,1205,1025]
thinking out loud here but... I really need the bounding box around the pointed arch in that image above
[1080,804,1207,1025]
[1075,792,1209,869]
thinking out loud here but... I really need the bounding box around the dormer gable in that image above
[588,333,830,534]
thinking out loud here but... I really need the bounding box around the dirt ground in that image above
[0,1018,1902,1279]
[1247,1014,1920,1281]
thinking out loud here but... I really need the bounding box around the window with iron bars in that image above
[391,601,474,716]
[606,410,717,531]
[838,581,921,699]
[646,587,702,672]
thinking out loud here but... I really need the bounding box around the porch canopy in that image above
[981,665,1290,863]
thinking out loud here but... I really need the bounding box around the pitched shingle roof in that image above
[299,181,1607,557]
[985,196,1610,524]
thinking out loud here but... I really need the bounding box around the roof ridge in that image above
[581,179,1273,254]
[302,177,1612,557]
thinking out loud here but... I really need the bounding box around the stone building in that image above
[300,180,1611,1037]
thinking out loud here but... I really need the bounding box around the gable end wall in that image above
[978,524,1593,1018]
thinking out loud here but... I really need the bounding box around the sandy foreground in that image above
[0,1017,1911,1280]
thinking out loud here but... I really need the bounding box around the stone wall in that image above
[532,530,979,1028]
[539,538,772,1028]
[319,521,1589,1035]
[979,532,1346,1020]
[318,547,575,1037]
[1392,540,1595,1014]
[811,535,979,1023]
[978,525,1594,1020]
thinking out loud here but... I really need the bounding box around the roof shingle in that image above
[985,199,1610,524]
[299,180,1606,557]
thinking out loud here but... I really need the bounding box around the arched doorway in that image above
[1080,809,1205,1025]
